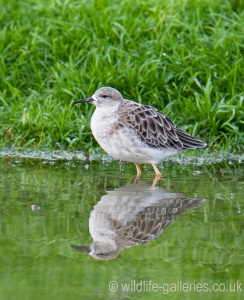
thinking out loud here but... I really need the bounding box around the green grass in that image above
[0,0,243,152]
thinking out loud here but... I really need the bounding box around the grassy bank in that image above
[0,0,243,153]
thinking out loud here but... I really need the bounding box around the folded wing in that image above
[118,101,207,150]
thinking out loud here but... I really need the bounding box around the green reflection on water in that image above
[0,157,243,300]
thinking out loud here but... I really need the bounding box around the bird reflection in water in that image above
[71,180,205,260]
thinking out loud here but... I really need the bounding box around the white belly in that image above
[90,108,179,164]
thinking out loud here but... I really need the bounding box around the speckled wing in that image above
[114,197,204,247]
[118,101,207,150]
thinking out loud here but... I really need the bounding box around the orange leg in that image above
[151,163,162,177]
[135,163,141,178]
[151,176,160,188]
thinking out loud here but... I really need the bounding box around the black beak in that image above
[73,97,94,105]
[70,245,91,253]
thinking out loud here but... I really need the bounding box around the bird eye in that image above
[101,95,108,99]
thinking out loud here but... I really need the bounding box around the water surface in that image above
[0,154,243,299]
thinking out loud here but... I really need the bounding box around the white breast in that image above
[90,107,179,164]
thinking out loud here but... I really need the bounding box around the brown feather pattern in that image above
[118,101,207,150]
[112,198,204,245]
